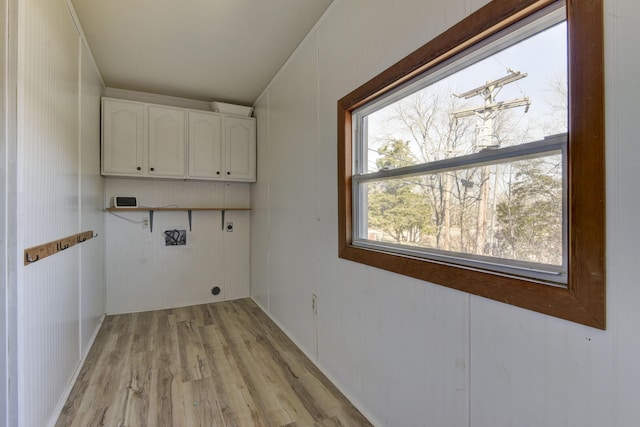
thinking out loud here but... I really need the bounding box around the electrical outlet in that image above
[312,294,317,315]
[226,222,234,232]
[142,218,149,228]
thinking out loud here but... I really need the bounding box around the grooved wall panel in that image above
[0,1,12,425]
[16,1,105,426]
[249,93,270,310]
[18,1,80,425]
[263,31,320,356]
[79,40,105,357]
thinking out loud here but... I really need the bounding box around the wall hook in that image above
[25,252,39,263]
[92,233,98,238]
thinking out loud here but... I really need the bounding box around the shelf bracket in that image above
[105,207,249,233]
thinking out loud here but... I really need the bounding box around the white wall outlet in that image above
[226,222,234,232]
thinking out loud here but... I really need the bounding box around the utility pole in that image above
[451,69,530,255]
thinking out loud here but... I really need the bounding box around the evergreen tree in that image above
[495,159,563,265]
[367,140,433,243]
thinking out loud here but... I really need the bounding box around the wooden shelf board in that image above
[106,207,250,232]
[106,207,250,212]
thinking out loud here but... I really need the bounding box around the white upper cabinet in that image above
[224,116,256,182]
[102,97,256,182]
[187,112,256,182]
[187,111,223,179]
[148,105,186,178]
[102,99,186,178]
[102,99,146,176]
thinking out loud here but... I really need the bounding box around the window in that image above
[338,0,605,328]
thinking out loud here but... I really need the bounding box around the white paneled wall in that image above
[251,0,640,426]
[105,179,250,314]
[602,0,640,422]
[250,94,270,310]
[15,0,105,426]
[0,1,16,425]
[79,41,106,356]
[265,30,320,354]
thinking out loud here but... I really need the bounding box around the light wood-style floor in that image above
[56,298,372,427]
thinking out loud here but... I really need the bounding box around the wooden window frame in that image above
[337,0,605,329]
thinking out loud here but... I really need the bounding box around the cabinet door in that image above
[188,111,223,179]
[224,116,256,181]
[148,106,186,178]
[102,99,145,176]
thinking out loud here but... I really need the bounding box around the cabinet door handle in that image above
[137,166,141,171]
[150,167,155,172]
[216,171,220,175]
[227,171,231,175]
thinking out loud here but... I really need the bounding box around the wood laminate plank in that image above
[131,310,156,353]
[122,350,154,425]
[100,312,142,426]
[183,377,227,427]
[177,319,211,382]
[199,323,260,427]
[221,301,318,425]
[57,298,372,427]
[147,311,178,426]
[55,317,114,426]
[234,299,370,426]
[208,304,289,425]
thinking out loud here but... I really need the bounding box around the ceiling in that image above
[71,0,334,105]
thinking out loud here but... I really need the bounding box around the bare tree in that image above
[387,89,475,250]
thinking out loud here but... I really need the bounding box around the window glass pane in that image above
[360,153,563,268]
[362,22,567,174]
